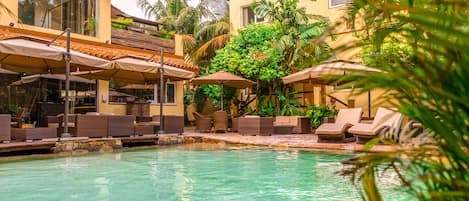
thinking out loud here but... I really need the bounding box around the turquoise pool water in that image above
[0,144,409,201]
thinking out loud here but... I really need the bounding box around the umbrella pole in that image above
[368,90,371,118]
[221,83,224,111]
[158,48,165,135]
[62,28,72,139]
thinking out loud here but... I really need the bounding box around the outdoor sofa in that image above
[0,114,11,143]
[238,115,274,136]
[107,115,136,137]
[134,115,185,135]
[156,115,184,134]
[11,127,57,141]
[315,108,363,142]
[274,116,311,134]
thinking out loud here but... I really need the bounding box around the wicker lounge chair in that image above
[315,108,363,142]
[193,112,212,132]
[238,116,274,136]
[213,111,228,133]
[0,114,11,143]
[348,107,403,143]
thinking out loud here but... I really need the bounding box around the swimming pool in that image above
[0,144,410,201]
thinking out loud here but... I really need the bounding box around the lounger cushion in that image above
[348,123,374,136]
[315,123,350,135]
[274,116,291,126]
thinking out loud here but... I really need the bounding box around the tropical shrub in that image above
[305,104,338,128]
[335,1,469,200]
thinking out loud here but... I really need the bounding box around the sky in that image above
[111,0,200,20]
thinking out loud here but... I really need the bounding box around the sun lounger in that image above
[348,107,403,143]
[315,108,363,142]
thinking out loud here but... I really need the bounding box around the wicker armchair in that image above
[213,111,228,133]
[193,112,212,132]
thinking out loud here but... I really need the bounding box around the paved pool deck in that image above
[184,128,396,152]
[0,128,396,156]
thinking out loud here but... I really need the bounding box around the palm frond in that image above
[335,1,469,200]
[191,34,230,60]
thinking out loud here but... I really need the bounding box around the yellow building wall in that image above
[97,80,185,116]
[229,0,351,34]
[0,0,112,42]
[327,87,395,118]
[229,0,387,117]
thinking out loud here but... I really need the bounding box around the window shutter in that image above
[330,0,353,7]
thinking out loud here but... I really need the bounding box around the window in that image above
[242,6,265,27]
[18,0,98,37]
[329,0,353,8]
[153,83,176,104]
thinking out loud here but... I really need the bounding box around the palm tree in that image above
[336,0,469,200]
[137,0,220,34]
[253,0,331,71]
[182,14,231,67]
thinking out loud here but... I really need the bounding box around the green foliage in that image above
[111,18,133,30]
[252,0,331,70]
[207,24,287,112]
[137,0,219,34]
[0,105,19,115]
[338,1,469,200]
[183,90,193,106]
[83,17,96,36]
[305,105,338,128]
[193,87,207,112]
[201,85,236,110]
[210,24,287,82]
[278,90,302,116]
[257,96,276,117]
[360,38,416,69]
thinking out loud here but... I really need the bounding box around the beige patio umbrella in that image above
[0,38,113,74]
[121,84,154,90]
[10,74,94,86]
[283,61,380,84]
[75,56,195,84]
[283,61,381,117]
[0,36,113,138]
[191,71,255,111]
[0,68,18,75]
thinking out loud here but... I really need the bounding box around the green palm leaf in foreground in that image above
[334,0,469,200]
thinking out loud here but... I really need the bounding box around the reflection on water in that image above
[0,144,411,201]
